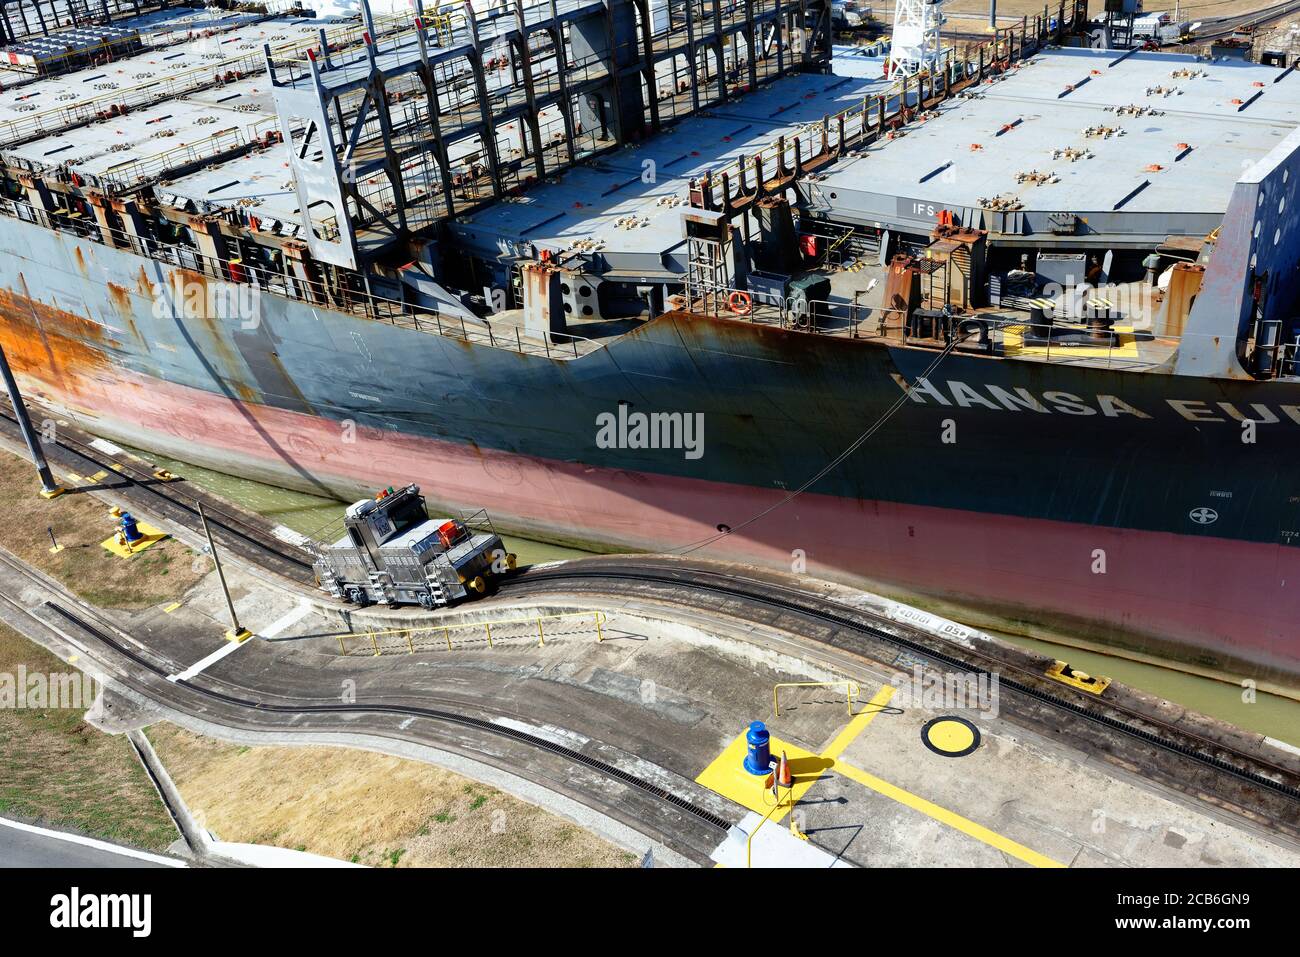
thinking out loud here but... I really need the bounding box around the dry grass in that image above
[0,621,178,850]
[147,724,638,868]
[0,447,206,608]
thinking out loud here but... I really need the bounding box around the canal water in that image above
[139,449,1300,745]
[135,449,593,566]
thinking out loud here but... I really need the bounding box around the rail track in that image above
[0,404,316,578]
[1189,0,1300,43]
[505,561,1300,810]
[0,551,734,845]
[3,400,1295,831]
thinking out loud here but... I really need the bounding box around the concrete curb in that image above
[126,727,213,860]
[111,684,696,868]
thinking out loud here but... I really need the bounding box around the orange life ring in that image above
[728,291,752,314]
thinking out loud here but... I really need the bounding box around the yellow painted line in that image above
[811,684,1063,867]
[832,760,1066,868]
[88,470,109,482]
[821,685,897,761]
[162,602,182,614]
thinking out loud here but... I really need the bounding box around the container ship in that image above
[1,0,1298,687]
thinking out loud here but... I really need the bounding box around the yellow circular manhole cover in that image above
[921,716,981,757]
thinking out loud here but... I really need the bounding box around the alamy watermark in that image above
[151,276,261,329]
[889,664,1000,718]
[596,407,704,460]
[0,666,98,710]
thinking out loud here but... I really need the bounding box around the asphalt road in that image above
[0,818,181,869]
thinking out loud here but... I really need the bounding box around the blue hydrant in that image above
[743,720,771,775]
[119,512,143,544]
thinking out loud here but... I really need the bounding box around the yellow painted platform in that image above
[695,731,831,820]
[100,522,168,558]
[1002,324,1139,360]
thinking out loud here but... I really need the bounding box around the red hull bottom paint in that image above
[24,365,1300,684]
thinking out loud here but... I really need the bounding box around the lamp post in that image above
[198,503,251,642]
[0,341,62,498]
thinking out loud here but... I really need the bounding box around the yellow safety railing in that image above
[336,609,608,656]
[773,680,861,717]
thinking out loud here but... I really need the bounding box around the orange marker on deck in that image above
[776,751,792,790]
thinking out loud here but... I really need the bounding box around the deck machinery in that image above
[312,485,514,608]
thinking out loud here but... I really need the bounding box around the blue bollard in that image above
[743,720,771,775]
[119,512,143,544]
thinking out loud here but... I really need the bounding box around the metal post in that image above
[0,341,61,497]
[989,0,996,30]
[198,503,247,640]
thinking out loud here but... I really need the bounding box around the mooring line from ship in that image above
[20,592,732,836]
[0,403,316,576]
[673,332,971,556]
[508,564,1300,804]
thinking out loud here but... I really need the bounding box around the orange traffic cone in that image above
[776,751,793,789]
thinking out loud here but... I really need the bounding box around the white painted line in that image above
[491,717,591,748]
[166,600,312,682]
[260,598,314,639]
[0,816,186,867]
[167,638,248,683]
[207,841,364,868]
[1265,736,1300,757]
[87,437,125,456]
[710,812,852,869]
[270,524,311,547]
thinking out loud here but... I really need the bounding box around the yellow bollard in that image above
[595,612,604,642]
[485,622,493,648]
[444,627,452,651]
[406,630,415,654]
[537,617,545,647]
[369,629,379,656]
[337,634,346,654]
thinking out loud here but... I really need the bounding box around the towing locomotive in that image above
[312,485,515,609]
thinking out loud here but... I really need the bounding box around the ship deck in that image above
[805,46,1300,246]
[449,69,897,277]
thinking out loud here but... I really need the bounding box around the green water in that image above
[134,449,593,567]
[133,448,1299,743]
[986,631,1299,747]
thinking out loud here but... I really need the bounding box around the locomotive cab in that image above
[312,485,515,609]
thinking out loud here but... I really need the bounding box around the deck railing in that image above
[0,191,603,361]
[679,282,1185,374]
